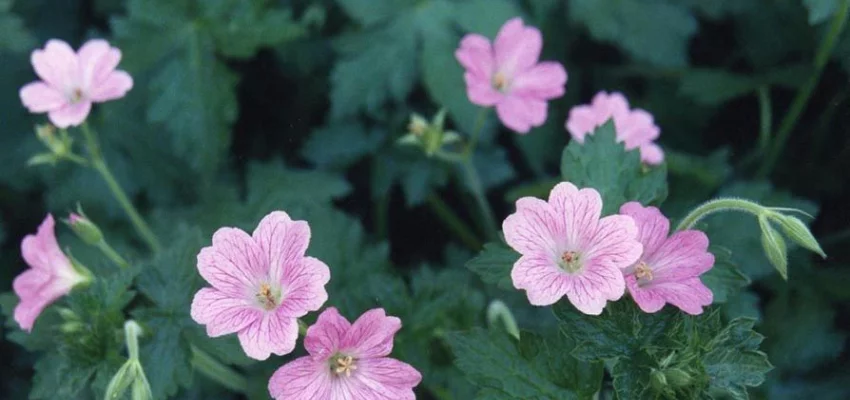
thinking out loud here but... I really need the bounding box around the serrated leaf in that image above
[519,330,604,398]
[560,121,668,215]
[703,318,773,399]
[202,0,308,58]
[570,0,698,67]
[302,121,386,169]
[447,328,580,399]
[466,241,518,290]
[702,246,750,303]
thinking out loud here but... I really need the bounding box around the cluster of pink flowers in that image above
[456,19,664,164]
[504,183,714,315]
[191,211,422,399]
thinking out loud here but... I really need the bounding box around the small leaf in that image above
[465,241,518,291]
[701,246,750,303]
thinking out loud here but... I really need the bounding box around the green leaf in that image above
[466,241,519,290]
[302,121,386,169]
[330,16,418,119]
[453,0,523,37]
[335,0,416,26]
[202,0,308,58]
[560,121,668,215]
[678,66,809,105]
[702,246,750,303]
[803,0,841,24]
[372,149,450,207]
[518,330,604,398]
[703,318,773,399]
[0,0,35,52]
[569,0,698,67]
[245,160,352,210]
[447,328,581,399]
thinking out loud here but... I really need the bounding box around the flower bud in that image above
[60,320,85,334]
[104,361,137,400]
[398,110,462,157]
[66,211,104,245]
[486,300,520,340]
[35,124,64,153]
[650,369,668,392]
[56,307,80,322]
[407,114,428,136]
[758,215,788,279]
[770,213,826,258]
[664,368,692,388]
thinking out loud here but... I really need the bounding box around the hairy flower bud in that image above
[758,214,788,279]
[770,213,826,258]
[664,368,693,387]
[486,300,520,340]
[66,211,104,245]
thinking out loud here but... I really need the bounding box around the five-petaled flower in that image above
[566,91,664,165]
[269,307,422,400]
[191,211,331,360]
[503,182,643,315]
[455,17,567,134]
[619,202,714,315]
[19,39,133,128]
[14,214,91,332]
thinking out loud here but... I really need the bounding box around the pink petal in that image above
[252,211,311,284]
[12,269,56,332]
[342,308,401,359]
[511,254,569,306]
[549,184,602,251]
[455,34,494,79]
[464,73,502,106]
[305,307,351,360]
[268,356,332,400]
[278,257,330,318]
[565,106,602,142]
[31,39,78,88]
[627,276,713,315]
[190,288,260,337]
[564,264,625,315]
[646,230,714,282]
[88,71,133,102]
[494,18,542,77]
[14,295,53,333]
[21,215,71,273]
[618,109,659,145]
[495,95,547,134]
[625,275,666,313]
[237,311,299,360]
[47,101,91,128]
[346,357,422,400]
[584,215,642,271]
[640,142,665,165]
[593,91,630,119]
[503,197,559,255]
[511,61,567,99]
[77,39,121,90]
[619,202,669,257]
[19,82,66,112]
[197,227,266,297]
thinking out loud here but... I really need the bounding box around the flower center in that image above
[635,261,654,283]
[331,354,357,377]
[69,87,84,104]
[558,251,582,273]
[492,72,508,92]
[256,283,278,311]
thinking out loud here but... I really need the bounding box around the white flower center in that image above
[634,261,654,285]
[558,251,583,273]
[255,283,280,311]
[492,72,509,92]
[331,354,357,377]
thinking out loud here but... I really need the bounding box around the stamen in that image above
[492,72,508,92]
[256,283,277,310]
[332,355,357,377]
[635,262,654,282]
[70,88,84,104]
[559,251,582,273]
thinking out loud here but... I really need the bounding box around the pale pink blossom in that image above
[13,214,90,332]
[566,91,664,165]
[19,39,133,128]
[455,17,567,134]
[619,202,714,315]
[190,211,331,360]
[503,182,643,315]
[269,307,422,400]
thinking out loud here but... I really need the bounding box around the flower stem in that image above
[96,240,130,269]
[676,198,766,231]
[459,108,498,240]
[757,86,772,151]
[757,0,849,178]
[79,123,162,253]
[298,319,309,336]
[427,194,482,250]
[190,345,248,394]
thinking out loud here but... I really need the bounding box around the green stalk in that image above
[190,345,248,394]
[460,109,498,240]
[427,194,483,250]
[757,0,849,178]
[96,240,130,269]
[676,198,766,231]
[757,86,772,151]
[79,123,162,253]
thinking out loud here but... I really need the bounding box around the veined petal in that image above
[647,230,713,280]
[268,356,332,400]
[619,202,669,257]
[549,184,602,250]
[342,308,401,359]
[190,288,260,337]
[494,18,542,77]
[565,264,625,315]
[305,307,351,360]
[627,276,712,315]
[511,61,567,99]
[252,211,311,284]
[504,197,559,255]
[278,257,330,318]
[237,311,299,360]
[346,357,422,400]
[511,254,569,306]
[21,215,72,273]
[584,214,642,271]
[197,227,266,296]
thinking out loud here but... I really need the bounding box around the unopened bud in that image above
[60,320,85,334]
[66,210,104,245]
[758,215,788,280]
[770,213,826,258]
[664,368,692,387]
[650,369,668,391]
[486,300,520,340]
[104,361,136,400]
[131,368,153,400]
[408,114,428,136]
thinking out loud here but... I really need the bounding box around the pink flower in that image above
[455,17,567,134]
[268,307,422,400]
[565,91,664,165]
[13,214,90,332]
[503,182,643,314]
[19,39,133,128]
[190,211,331,360]
[619,202,714,315]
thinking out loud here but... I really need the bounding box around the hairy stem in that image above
[427,194,483,250]
[676,198,766,231]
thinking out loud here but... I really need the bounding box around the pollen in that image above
[559,251,582,273]
[70,87,84,104]
[492,72,508,92]
[332,355,357,377]
[256,283,277,310]
[635,262,653,282]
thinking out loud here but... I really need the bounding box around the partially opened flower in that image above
[190,211,330,360]
[503,182,643,314]
[455,17,567,134]
[14,214,91,332]
[619,202,714,315]
[566,91,664,165]
[19,39,133,128]
[269,307,422,400]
